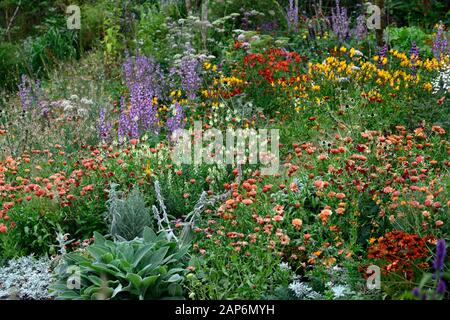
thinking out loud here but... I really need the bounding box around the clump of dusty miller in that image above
[0,255,54,300]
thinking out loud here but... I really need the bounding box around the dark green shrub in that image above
[0,42,25,91]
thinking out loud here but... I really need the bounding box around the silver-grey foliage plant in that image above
[105,183,153,241]
[0,255,55,300]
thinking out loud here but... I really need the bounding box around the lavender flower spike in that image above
[286,0,299,32]
[166,102,185,135]
[432,22,449,61]
[96,108,112,142]
[331,0,350,42]
[436,279,446,295]
[433,239,446,273]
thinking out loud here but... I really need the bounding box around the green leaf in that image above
[132,244,155,268]
[147,246,169,266]
[167,283,183,297]
[88,246,110,261]
[166,274,182,283]
[93,232,106,245]
[87,263,119,277]
[142,274,160,288]
[418,273,433,289]
[143,227,158,243]
[101,253,114,264]
[88,275,104,287]
[126,273,143,290]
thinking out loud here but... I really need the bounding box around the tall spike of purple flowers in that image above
[410,42,420,75]
[433,239,446,273]
[18,75,41,111]
[286,0,299,32]
[119,53,164,141]
[353,14,368,41]
[331,0,350,42]
[170,46,202,101]
[436,279,446,295]
[96,108,112,142]
[432,22,449,61]
[378,44,388,67]
[166,102,185,135]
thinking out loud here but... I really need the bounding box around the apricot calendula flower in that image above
[292,218,302,230]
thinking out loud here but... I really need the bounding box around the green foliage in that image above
[136,4,169,63]
[0,41,24,91]
[23,18,78,77]
[386,26,432,58]
[105,183,153,241]
[210,0,286,30]
[51,228,189,300]
[79,1,108,51]
[386,0,450,27]
[1,197,62,259]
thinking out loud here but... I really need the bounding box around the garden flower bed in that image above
[0,0,449,302]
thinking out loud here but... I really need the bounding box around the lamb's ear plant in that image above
[50,227,189,300]
[105,183,153,241]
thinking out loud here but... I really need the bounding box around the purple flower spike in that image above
[433,239,446,273]
[432,22,449,61]
[436,279,446,295]
[331,0,350,42]
[166,102,185,135]
[119,52,164,141]
[286,0,299,32]
[97,108,112,142]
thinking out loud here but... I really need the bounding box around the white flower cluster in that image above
[288,279,322,300]
[0,255,54,300]
[325,265,354,299]
[432,63,450,94]
[327,282,352,298]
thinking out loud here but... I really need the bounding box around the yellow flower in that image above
[145,161,152,176]
[349,47,355,57]
[423,82,432,91]
[340,46,347,53]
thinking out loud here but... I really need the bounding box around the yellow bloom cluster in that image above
[214,76,245,86]
[308,47,444,92]
[308,57,356,81]
[203,61,218,71]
